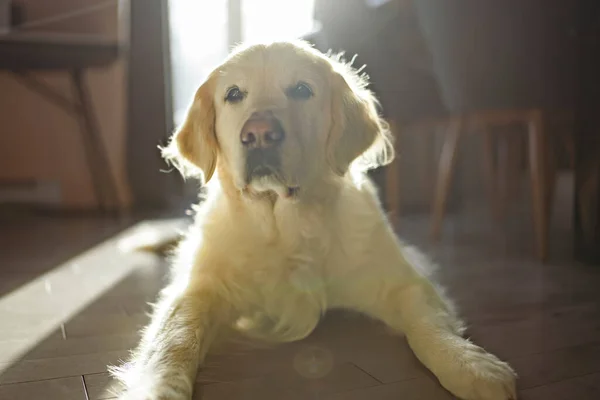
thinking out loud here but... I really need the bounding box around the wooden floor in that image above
[1,185,600,399]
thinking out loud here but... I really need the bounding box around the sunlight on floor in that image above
[0,222,170,374]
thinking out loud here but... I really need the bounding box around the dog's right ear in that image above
[162,75,218,183]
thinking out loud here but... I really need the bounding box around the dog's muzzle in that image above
[241,111,285,182]
[245,147,281,181]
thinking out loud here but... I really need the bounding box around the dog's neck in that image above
[215,162,340,206]
[212,163,342,239]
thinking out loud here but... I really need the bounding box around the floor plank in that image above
[196,362,379,400]
[23,333,139,361]
[467,302,600,359]
[63,313,148,339]
[84,372,119,400]
[520,373,600,400]
[0,376,87,400]
[510,343,600,390]
[324,377,454,400]
[0,350,128,385]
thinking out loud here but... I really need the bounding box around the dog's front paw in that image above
[437,342,517,400]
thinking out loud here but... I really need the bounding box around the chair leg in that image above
[545,132,558,225]
[482,127,506,222]
[431,117,463,240]
[71,69,120,211]
[527,110,548,261]
[497,132,523,220]
[564,131,576,170]
[385,120,401,219]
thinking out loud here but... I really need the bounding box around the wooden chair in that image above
[398,0,578,261]
[386,109,575,262]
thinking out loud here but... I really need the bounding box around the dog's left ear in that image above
[161,74,218,183]
[326,62,395,175]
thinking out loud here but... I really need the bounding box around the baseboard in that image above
[0,179,62,206]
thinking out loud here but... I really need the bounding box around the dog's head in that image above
[163,41,394,198]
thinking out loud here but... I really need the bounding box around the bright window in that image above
[169,0,316,126]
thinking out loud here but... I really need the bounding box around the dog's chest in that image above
[258,202,333,280]
[234,210,332,342]
[236,253,327,342]
[253,227,329,303]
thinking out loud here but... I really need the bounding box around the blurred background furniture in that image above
[0,32,122,211]
[310,0,448,218]
[0,0,134,211]
[409,0,577,261]
[0,0,177,211]
[573,0,600,264]
[2,0,595,263]
[310,0,580,262]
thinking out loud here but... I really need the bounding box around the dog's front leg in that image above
[386,278,517,400]
[336,237,517,400]
[112,282,228,400]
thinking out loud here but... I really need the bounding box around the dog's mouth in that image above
[242,149,300,199]
[243,169,299,199]
[245,148,281,179]
[245,177,300,199]
[248,164,279,179]
[285,186,299,198]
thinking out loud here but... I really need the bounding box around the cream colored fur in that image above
[111,41,517,400]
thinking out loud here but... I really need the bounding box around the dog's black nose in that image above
[240,112,285,149]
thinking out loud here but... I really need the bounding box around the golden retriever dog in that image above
[112,41,517,400]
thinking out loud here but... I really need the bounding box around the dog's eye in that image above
[286,82,313,100]
[225,86,245,103]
